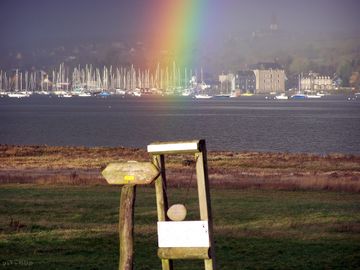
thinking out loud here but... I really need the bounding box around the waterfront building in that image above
[235,70,256,93]
[300,72,334,91]
[251,62,285,94]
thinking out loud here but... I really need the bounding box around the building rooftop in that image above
[250,62,283,70]
[237,70,255,76]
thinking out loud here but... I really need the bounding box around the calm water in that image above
[0,95,359,154]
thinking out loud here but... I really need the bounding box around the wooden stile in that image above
[148,139,216,270]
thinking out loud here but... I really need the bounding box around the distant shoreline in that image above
[1,144,359,192]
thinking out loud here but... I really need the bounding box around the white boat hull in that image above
[78,93,91,97]
[195,94,213,99]
[275,94,288,100]
[8,92,30,98]
[306,95,321,99]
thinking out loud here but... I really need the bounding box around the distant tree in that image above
[337,61,352,87]
[349,72,360,89]
[289,57,310,75]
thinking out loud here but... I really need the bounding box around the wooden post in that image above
[102,161,159,270]
[196,141,216,270]
[119,185,136,270]
[153,154,173,270]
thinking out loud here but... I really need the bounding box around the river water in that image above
[0,95,359,154]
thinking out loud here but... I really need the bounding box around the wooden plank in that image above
[158,247,210,260]
[119,185,136,270]
[102,161,159,185]
[153,155,169,222]
[147,140,201,155]
[153,155,173,270]
[196,151,210,220]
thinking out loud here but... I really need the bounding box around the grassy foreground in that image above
[0,185,359,269]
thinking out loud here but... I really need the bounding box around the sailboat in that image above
[305,94,321,99]
[62,92,72,98]
[291,93,307,99]
[181,89,191,96]
[8,92,30,98]
[291,74,307,99]
[195,77,213,99]
[195,94,213,99]
[8,69,30,98]
[275,93,288,100]
[78,92,91,97]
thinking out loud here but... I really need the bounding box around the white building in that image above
[300,73,334,91]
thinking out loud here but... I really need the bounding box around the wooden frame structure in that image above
[148,140,216,270]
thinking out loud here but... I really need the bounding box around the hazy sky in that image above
[0,0,359,49]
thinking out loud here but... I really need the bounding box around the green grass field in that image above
[0,185,359,269]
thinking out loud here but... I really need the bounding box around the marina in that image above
[1,63,350,100]
[0,63,213,98]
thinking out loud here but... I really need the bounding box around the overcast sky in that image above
[0,0,359,50]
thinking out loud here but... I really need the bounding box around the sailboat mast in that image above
[15,69,19,91]
[25,71,28,91]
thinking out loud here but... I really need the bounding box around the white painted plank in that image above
[157,221,210,248]
[147,142,199,153]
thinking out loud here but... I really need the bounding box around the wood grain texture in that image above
[158,247,211,259]
[119,185,136,270]
[102,162,159,185]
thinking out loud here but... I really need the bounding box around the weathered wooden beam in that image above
[119,185,136,270]
[158,247,211,260]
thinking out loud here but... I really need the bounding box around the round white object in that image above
[167,204,187,221]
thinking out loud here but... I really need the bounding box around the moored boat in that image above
[306,94,321,99]
[181,89,192,96]
[195,94,213,99]
[133,91,142,97]
[291,93,307,100]
[116,89,126,95]
[213,94,230,99]
[275,93,288,100]
[0,91,8,97]
[98,91,111,97]
[7,92,30,98]
[78,92,91,97]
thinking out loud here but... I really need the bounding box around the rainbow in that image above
[144,0,206,70]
